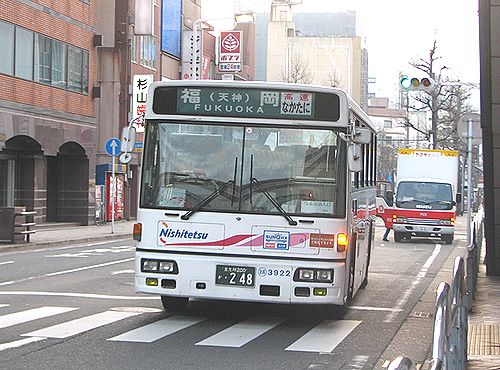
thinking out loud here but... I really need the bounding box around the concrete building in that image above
[0,0,97,225]
[479,0,500,275]
[263,1,368,109]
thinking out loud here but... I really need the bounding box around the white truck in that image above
[391,148,461,244]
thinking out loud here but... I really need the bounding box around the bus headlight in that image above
[297,269,315,281]
[294,268,334,283]
[316,269,333,282]
[141,259,178,274]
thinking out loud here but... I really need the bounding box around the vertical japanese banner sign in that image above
[181,30,202,79]
[219,30,242,73]
[132,74,153,133]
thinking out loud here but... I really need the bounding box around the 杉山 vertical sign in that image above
[132,74,153,132]
[219,30,242,73]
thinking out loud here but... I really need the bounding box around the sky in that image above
[201,0,480,106]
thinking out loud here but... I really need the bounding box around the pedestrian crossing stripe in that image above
[1,306,360,353]
[0,306,77,330]
[108,315,206,343]
[285,320,361,352]
[22,310,141,339]
[195,316,286,348]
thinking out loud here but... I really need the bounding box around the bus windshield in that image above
[140,121,347,217]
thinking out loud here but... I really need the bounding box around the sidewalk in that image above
[1,218,499,368]
[0,220,135,252]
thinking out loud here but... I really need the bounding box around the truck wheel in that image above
[394,232,403,242]
[442,235,453,245]
[161,296,189,312]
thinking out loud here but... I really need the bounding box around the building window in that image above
[15,27,34,80]
[131,35,138,63]
[51,40,67,88]
[0,21,14,75]
[68,46,83,92]
[383,120,392,129]
[140,35,157,69]
[35,34,52,84]
[0,20,88,95]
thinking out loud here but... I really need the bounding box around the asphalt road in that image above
[0,225,464,370]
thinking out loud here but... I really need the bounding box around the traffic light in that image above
[400,76,436,92]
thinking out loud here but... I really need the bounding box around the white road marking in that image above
[0,258,134,286]
[285,320,361,353]
[0,306,77,329]
[0,291,157,300]
[0,261,14,266]
[22,310,141,339]
[108,315,206,343]
[0,337,46,352]
[46,246,134,258]
[111,269,135,275]
[196,317,285,348]
[0,304,9,308]
[349,306,403,312]
[196,316,286,348]
[384,244,441,323]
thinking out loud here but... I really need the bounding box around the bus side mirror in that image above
[352,127,371,144]
[386,190,394,207]
[456,193,462,204]
[348,144,362,172]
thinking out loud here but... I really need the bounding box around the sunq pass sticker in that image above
[263,230,290,250]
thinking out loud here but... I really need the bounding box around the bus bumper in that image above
[135,250,347,305]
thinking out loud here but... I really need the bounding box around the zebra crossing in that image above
[0,303,361,353]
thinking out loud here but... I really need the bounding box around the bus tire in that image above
[442,235,453,245]
[394,232,403,243]
[331,303,348,319]
[161,296,189,312]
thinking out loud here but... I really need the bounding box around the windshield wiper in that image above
[180,180,234,221]
[251,177,297,226]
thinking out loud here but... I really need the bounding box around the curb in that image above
[0,233,133,253]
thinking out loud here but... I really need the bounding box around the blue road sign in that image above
[105,137,121,157]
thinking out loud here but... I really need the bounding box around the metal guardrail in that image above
[389,208,484,370]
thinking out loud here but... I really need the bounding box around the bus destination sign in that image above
[177,87,314,119]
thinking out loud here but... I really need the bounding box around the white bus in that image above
[131,80,377,317]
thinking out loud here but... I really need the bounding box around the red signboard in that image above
[219,30,242,72]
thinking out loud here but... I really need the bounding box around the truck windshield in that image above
[396,181,453,210]
[140,121,347,218]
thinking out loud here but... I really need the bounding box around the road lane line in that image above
[0,261,14,266]
[0,304,9,308]
[0,306,77,329]
[0,291,158,300]
[349,306,403,312]
[384,244,441,323]
[196,316,286,348]
[285,320,361,353]
[0,337,46,352]
[108,315,206,343]
[22,310,141,339]
[0,258,134,286]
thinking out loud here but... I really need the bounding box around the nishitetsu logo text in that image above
[158,222,208,245]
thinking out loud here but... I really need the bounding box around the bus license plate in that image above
[216,265,255,287]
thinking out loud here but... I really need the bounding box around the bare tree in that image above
[280,54,313,84]
[325,69,341,88]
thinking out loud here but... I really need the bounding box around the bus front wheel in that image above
[161,296,189,312]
